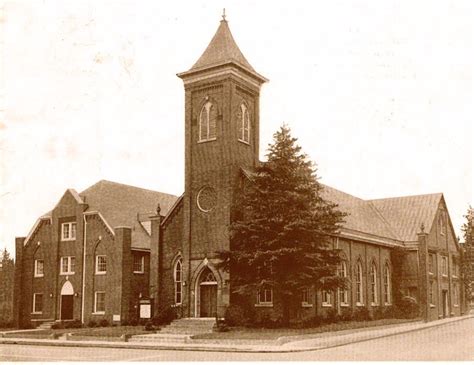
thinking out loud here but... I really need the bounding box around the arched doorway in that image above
[60,281,74,320]
[198,268,217,317]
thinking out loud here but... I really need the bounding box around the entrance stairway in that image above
[37,321,55,329]
[129,318,215,344]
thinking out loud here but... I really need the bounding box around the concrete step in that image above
[37,322,55,329]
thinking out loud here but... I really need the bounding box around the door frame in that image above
[59,280,74,320]
[199,282,218,318]
[194,268,218,318]
[60,295,74,320]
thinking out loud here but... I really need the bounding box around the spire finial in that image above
[222,8,226,21]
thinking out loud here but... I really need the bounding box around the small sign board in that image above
[139,298,152,319]
[113,314,121,322]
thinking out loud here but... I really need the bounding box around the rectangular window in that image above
[61,222,77,241]
[257,287,273,306]
[429,281,435,306]
[34,259,44,277]
[453,284,459,306]
[60,256,75,275]
[33,293,43,313]
[95,255,107,274]
[94,291,105,313]
[322,290,332,307]
[441,256,448,276]
[301,288,311,306]
[133,254,144,273]
[428,254,435,274]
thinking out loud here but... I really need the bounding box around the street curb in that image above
[1,314,472,354]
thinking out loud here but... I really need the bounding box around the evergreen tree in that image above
[220,125,347,323]
[461,206,474,305]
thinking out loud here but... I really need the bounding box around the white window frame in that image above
[95,255,107,275]
[60,256,75,275]
[322,290,333,307]
[133,254,144,274]
[370,262,378,306]
[301,287,312,307]
[453,283,459,307]
[338,261,349,306]
[256,287,273,307]
[428,253,435,275]
[34,259,44,278]
[32,293,43,314]
[174,259,183,305]
[94,291,106,314]
[198,101,217,143]
[356,261,364,306]
[238,103,250,144]
[383,263,392,305]
[429,281,435,307]
[61,222,77,241]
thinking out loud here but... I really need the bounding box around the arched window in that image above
[383,263,391,305]
[174,258,183,305]
[239,103,250,143]
[199,101,217,142]
[338,261,349,306]
[370,262,378,305]
[356,260,364,305]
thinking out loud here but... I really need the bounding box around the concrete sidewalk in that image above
[1,314,472,353]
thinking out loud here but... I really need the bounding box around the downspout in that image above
[81,214,87,324]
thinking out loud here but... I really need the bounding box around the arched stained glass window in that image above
[370,262,378,305]
[356,260,364,305]
[239,103,250,143]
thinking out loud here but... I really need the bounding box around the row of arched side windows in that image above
[198,101,250,143]
[304,259,392,308]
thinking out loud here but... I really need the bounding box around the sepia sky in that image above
[1,0,472,254]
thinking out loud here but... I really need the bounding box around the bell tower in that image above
[177,13,267,317]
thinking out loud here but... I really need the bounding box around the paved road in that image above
[1,317,473,361]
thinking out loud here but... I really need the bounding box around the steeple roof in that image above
[190,19,255,73]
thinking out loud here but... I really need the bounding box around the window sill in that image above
[340,303,350,307]
[95,272,106,275]
[255,303,273,308]
[384,303,392,306]
[322,303,333,307]
[31,312,43,315]
[428,272,434,276]
[442,274,448,278]
[197,138,217,144]
[452,275,458,279]
[61,238,76,242]
[430,304,436,308]
[454,304,459,307]
[60,272,74,276]
[92,312,105,315]
[34,275,44,278]
[371,303,379,307]
[301,303,313,308]
[238,139,250,145]
[356,302,365,307]
[133,271,144,275]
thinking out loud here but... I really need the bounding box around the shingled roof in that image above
[189,19,255,73]
[80,180,178,250]
[368,193,443,242]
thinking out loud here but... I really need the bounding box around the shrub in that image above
[353,306,371,321]
[372,306,385,320]
[397,296,419,319]
[87,320,97,328]
[121,320,129,326]
[99,319,109,327]
[224,304,253,326]
[324,309,339,324]
[0,321,14,328]
[51,322,65,330]
[339,309,354,322]
[152,306,177,326]
[20,322,34,329]
[129,319,138,326]
[65,320,82,329]
[144,321,156,331]
[383,305,397,319]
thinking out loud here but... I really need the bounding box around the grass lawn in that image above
[194,318,418,340]
[4,326,149,338]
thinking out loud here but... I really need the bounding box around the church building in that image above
[13,16,464,327]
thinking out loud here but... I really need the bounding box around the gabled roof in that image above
[190,19,255,73]
[320,184,400,241]
[368,193,443,242]
[80,180,178,249]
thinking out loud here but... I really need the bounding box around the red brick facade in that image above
[14,17,465,327]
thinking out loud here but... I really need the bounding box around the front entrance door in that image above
[442,290,448,318]
[61,295,74,320]
[200,284,217,317]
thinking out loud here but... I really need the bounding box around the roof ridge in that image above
[80,179,177,198]
[320,183,364,202]
[368,192,443,202]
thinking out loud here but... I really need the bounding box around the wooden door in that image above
[200,284,217,317]
[61,295,74,320]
